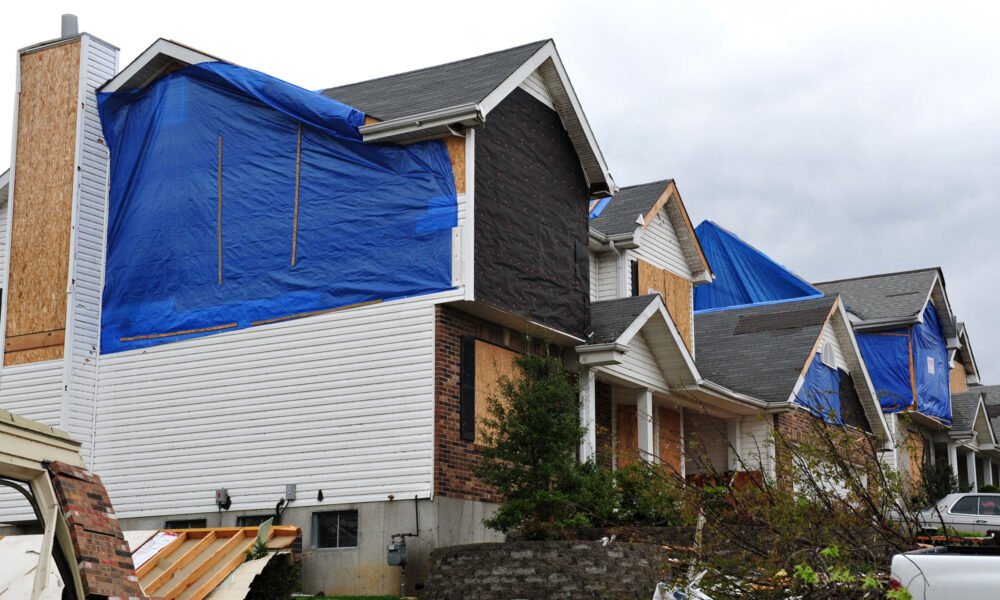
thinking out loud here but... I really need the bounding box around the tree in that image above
[473,351,606,539]
[920,460,958,504]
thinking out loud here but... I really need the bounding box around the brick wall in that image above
[47,460,150,600]
[774,409,877,474]
[595,381,613,469]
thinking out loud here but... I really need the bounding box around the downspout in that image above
[609,239,625,298]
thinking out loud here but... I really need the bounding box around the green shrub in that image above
[979,484,1000,493]
[920,460,958,504]
[244,553,301,600]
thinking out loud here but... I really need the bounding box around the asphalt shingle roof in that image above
[694,296,837,403]
[321,40,549,121]
[978,385,1000,439]
[950,390,984,432]
[589,295,659,344]
[590,179,673,237]
[814,269,938,323]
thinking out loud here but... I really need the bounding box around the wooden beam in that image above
[798,300,841,378]
[641,180,677,228]
[144,531,215,595]
[4,329,65,352]
[159,530,245,599]
[136,531,187,579]
[187,535,256,600]
[250,299,381,326]
[120,322,237,342]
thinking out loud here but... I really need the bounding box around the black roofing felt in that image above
[589,295,660,344]
[321,40,549,121]
[951,390,984,433]
[814,269,938,322]
[590,179,673,237]
[694,296,837,403]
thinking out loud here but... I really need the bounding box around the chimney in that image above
[0,19,119,460]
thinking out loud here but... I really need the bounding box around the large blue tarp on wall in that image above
[796,353,842,424]
[693,221,823,313]
[98,62,457,353]
[912,304,951,423]
[855,330,912,412]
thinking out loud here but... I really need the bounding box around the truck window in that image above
[952,496,979,514]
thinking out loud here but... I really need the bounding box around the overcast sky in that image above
[3,1,999,379]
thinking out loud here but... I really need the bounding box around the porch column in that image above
[636,388,654,462]
[948,443,959,479]
[579,368,597,461]
[984,458,994,487]
[727,418,743,471]
[967,452,979,491]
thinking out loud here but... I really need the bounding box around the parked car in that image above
[917,493,1000,535]
[891,545,1000,599]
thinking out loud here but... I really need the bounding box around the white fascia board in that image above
[575,343,628,366]
[686,379,788,412]
[615,296,701,382]
[479,41,614,193]
[100,38,219,92]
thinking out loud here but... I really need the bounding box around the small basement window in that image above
[314,510,358,549]
[164,518,207,529]
[236,514,271,527]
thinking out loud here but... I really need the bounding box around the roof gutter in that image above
[359,103,484,144]
[851,316,921,332]
[681,379,797,413]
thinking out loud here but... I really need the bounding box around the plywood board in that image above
[617,404,638,468]
[949,361,968,394]
[657,406,682,474]
[636,259,665,297]
[4,39,80,365]
[446,135,466,194]
[4,329,65,352]
[662,269,693,353]
[474,340,519,443]
[5,345,63,366]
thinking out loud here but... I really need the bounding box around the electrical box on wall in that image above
[285,484,296,500]
[215,488,230,509]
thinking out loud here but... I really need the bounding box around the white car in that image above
[891,545,1000,599]
[918,493,1000,535]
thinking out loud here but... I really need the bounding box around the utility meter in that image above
[387,540,408,567]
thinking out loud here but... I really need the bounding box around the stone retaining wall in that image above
[424,540,668,600]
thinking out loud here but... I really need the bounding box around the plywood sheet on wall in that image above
[949,361,968,394]
[4,40,80,366]
[474,340,519,443]
[635,259,693,352]
[445,135,465,195]
[617,404,638,468]
[657,406,682,475]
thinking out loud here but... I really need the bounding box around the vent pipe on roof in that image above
[61,14,78,38]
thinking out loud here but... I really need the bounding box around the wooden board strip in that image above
[908,331,918,410]
[136,531,187,580]
[4,329,65,352]
[144,532,216,595]
[642,180,677,228]
[187,536,257,600]
[120,322,238,342]
[160,530,245,599]
[291,123,302,266]
[217,135,223,285]
[250,299,382,326]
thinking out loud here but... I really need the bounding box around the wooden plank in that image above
[617,404,638,468]
[291,123,302,266]
[4,329,65,352]
[636,259,665,297]
[657,406,682,474]
[641,180,677,228]
[160,530,245,600]
[120,322,238,342]
[144,532,216,595]
[445,135,466,194]
[186,535,256,600]
[474,339,519,443]
[662,269,693,353]
[950,361,968,394]
[250,299,381,327]
[136,531,188,579]
[908,331,918,410]
[217,135,223,285]
[4,39,81,366]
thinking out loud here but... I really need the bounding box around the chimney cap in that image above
[61,14,78,38]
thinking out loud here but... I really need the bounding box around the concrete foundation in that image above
[117,495,503,597]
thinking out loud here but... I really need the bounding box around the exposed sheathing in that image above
[617,403,638,467]
[5,40,80,366]
[657,406,682,474]
[474,88,590,338]
[446,135,466,194]
[950,361,968,393]
[636,258,693,352]
[474,339,518,443]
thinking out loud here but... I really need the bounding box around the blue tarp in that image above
[796,353,842,424]
[855,330,912,412]
[98,62,457,353]
[912,304,951,423]
[693,221,823,313]
[588,196,612,218]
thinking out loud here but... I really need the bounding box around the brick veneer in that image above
[594,381,613,469]
[774,409,876,472]
[47,460,150,600]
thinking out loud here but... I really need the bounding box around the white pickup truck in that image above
[890,545,1000,599]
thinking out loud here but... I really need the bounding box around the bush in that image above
[920,460,958,504]
[979,484,1000,493]
[244,553,301,600]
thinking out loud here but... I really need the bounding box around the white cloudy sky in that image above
[2,1,999,378]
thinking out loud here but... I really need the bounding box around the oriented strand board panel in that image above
[4,40,80,366]
[445,135,466,194]
[617,404,638,468]
[657,406,682,474]
[636,259,665,297]
[950,361,968,394]
[474,340,519,443]
[662,269,693,352]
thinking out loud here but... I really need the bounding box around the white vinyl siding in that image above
[589,250,598,302]
[633,210,692,280]
[594,251,619,301]
[739,415,775,478]
[0,359,63,425]
[819,321,848,373]
[598,331,669,394]
[518,69,555,109]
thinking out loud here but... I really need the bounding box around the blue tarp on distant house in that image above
[97,62,457,353]
[796,353,842,424]
[693,221,823,313]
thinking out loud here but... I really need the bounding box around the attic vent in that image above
[820,342,837,369]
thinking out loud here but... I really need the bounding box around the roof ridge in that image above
[814,266,941,286]
[617,178,674,192]
[322,39,551,93]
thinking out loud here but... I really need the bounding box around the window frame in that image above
[312,509,359,550]
[163,518,207,529]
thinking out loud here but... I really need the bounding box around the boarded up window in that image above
[634,258,693,352]
[657,407,682,475]
[617,404,638,468]
[950,361,968,394]
[473,340,520,444]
